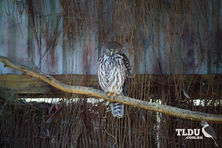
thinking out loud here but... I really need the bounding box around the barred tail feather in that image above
[110,102,124,118]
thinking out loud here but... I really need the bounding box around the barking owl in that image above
[98,41,130,118]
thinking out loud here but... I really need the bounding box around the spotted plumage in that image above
[98,41,130,118]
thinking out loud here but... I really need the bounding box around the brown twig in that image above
[0,56,222,123]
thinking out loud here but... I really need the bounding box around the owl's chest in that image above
[102,57,122,70]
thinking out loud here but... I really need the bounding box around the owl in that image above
[98,41,130,118]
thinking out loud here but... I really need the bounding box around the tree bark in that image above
[0,56,222,123]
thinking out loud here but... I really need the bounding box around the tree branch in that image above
[0,56,222,123]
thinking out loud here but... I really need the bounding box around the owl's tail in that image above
[110,102,124,118]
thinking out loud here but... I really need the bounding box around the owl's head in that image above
[100,41,123,56]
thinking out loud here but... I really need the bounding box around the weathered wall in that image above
[0,0,222,75]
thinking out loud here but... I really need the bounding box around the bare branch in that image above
[0,56,222,123]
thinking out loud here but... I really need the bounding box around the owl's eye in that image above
[106,49,111,54]
[101,48,109,55]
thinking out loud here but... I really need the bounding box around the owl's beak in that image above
[110,49,114,56]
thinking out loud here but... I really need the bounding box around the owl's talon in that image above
[107,92,112,97]
[107,92,117,97]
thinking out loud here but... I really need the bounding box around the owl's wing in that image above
[119,53,131,77]
[117,53,130,96]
